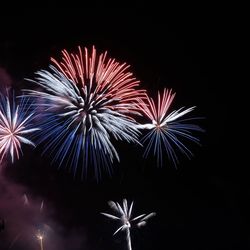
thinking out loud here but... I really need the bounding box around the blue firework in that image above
[137,88,203,167]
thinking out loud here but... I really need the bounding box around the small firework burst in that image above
[0,92,39,164]
[137,88,203,166]
[101,199,156,250]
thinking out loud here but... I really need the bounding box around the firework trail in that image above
[101,199,156,250]
[26,46,144,179]
[8,233,21,249]
[36,230,44,250]
[137,88,203,167]
[0,91,39,164]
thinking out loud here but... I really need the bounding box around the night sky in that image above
[0,8,244,250]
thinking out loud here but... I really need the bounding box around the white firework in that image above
[101,199,156,250]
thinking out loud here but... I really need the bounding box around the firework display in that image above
[0,7,223,250]
[0,45,203,176]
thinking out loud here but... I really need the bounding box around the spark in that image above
[23,194,29,206]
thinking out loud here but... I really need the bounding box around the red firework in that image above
[51,46,145,114]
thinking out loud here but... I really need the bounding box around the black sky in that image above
[0,8,245,250]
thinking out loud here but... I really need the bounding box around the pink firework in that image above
[0,93,39,164]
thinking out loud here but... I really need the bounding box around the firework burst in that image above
[26,46,144,178]
[137,88,203,167]
[101,199,156,250]
[0,92,39,164]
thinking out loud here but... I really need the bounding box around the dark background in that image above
[0,8,244,250]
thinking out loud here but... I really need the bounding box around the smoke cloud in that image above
[0,175,88,250]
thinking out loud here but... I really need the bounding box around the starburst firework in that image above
[0,92,39,164]
[137,88,203,166]
[26,46,144,178]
